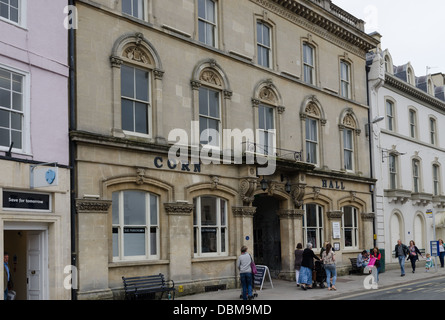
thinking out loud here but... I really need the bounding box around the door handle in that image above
[31,270,36,275]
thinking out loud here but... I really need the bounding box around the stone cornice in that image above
[254,0,378,56]
[385,74,445,113]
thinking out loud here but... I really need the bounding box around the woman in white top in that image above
[322,243,337,291]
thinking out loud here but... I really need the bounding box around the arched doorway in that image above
[253,195,281,276]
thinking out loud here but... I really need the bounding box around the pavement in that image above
[177,261,445,300]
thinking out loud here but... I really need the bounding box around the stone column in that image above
[232,206,256,255]
[327,210,343,256]
[164,202,194,283]
[361,212,375,251]
[75,198,112,300]
[277,209,304,280]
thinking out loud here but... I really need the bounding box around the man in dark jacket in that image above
[395,240,409,276]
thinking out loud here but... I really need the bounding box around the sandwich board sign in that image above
[254,265,273,291]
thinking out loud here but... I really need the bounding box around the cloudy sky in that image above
[332,0,445,77]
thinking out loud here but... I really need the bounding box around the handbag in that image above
[250,254,258,275]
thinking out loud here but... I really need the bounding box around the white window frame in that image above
[112,190,160,261]
[305,117,319,165]
[303,43,315,85]
[122,0,145,20]
[340,60,351,99]
[408,108,417,139]
[257,104,275,156]
[198,86,221,148]
[433,164,441,196]
[0,0,26,28]
[389,154,398,190]
[0,64,30,155]
[198,0,217,48]
[193,196,228,257]
[342,206,358,249]
[386,100,395,131]
[256,21,271,68]
[120,64,152,138]
[302,203,323,250]
[430,117,437,145]
[412,159,420,193]
[343,128,354,171]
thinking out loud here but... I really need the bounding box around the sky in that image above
[332,0,445,77]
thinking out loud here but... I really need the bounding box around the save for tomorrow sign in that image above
[2,191,51,211]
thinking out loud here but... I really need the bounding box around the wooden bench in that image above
[122,273,176,300]
[349,258,364,275]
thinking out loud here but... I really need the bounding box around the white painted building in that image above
[367,35,445,263]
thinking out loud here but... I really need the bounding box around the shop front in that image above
[0,159,71,300]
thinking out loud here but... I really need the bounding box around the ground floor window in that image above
[303,203,323,250]
[112,190,159,260]
[342,206,358,248]
[193,196,227,256]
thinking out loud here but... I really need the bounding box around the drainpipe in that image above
[366,63,377,249]
[68,0,77,300]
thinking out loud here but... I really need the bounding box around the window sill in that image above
[191,255,236,263]
[109,259,169,268]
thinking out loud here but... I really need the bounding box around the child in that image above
[425,253,434,272]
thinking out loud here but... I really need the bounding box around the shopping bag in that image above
[250,254,257,274]
[367,257,376,268]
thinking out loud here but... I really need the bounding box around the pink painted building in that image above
[0,0,71,300]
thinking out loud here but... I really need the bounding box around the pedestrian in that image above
[322,243,337,291]
[237,246,254,300]
[370,247,381,283]
[425,253,434,272]
[394,239,409,276]
[357,250,369,269]
[294,243,303,287]
[438,239,445,268]
[407,240,423,273]
[298,243,320,290]
[4,252,10,301]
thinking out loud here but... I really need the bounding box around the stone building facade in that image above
[368,39,445,262]
[72,0,378,299]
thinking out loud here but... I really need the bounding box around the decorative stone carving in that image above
[305,103,319,117]
[232,206,257,217]
[164,202,194,215]
[210,175,220,189]
[327,211,343,220]
[200,69,222,87]
[76,199,112,214]
[123,46,151,64]
[136,168,145,185]
[276,209,304,220]
[291,184,306,209]
[361,212,375,221]
[239,178,257,205]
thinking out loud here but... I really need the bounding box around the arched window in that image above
[303,203,324,250]
[339,109,360,172]
[110,33,164,140]
[191,59,231,149]
[193,196,228,256]
[112,190,159,260]
[342,206,358,248]
[300,96,326,167]
[412,158,421,193]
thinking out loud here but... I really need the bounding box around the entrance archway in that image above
[253,195,281,276]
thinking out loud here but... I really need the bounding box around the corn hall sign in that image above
[321,179,346,190]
